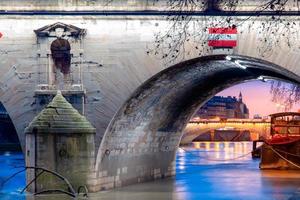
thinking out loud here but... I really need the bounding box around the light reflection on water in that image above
[0,151,25,200]
[1,142,300,200]
[176,142,300,200]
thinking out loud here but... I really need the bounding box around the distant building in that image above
[196,92,249,119]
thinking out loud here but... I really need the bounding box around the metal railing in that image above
[0,166,89,199]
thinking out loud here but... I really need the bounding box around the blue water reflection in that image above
[0,151,25,200]
[1,142,300,200]
[176,142,300,200]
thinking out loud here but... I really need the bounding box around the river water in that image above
[1,142,300,200]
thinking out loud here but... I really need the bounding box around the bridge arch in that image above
[93,54,300,191]
[0,64,33,151]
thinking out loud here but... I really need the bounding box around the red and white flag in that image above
[208,28,237,48]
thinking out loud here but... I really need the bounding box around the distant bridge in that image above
[181,118,271,144]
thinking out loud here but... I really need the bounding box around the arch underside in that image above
[92,55,300,191]
[0,67,36,152]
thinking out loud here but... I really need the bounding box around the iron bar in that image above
[20,170,44,194]
[25,166,76,195]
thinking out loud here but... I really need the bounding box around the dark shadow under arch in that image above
[93,55,300,191]
[0,102,21,152]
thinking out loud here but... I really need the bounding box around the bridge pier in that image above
[25,92,95,193]
[92,131,179,191]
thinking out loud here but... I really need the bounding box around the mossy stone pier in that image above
[25,91,95,193]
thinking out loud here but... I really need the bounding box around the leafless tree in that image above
[105,0,300,111]
[143,0,300,61]
[149,0,300,111]
[270,81,300,111]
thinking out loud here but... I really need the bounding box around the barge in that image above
[260,112,300,170]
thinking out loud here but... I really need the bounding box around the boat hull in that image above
[260,140,300,170]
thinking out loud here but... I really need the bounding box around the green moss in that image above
[25,92,95,134]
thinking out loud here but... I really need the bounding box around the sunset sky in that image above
[217,80,300,118]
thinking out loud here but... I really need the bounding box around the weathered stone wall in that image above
[0,13,300,191]
[26,133,95,192]
[0,16,167,150]
[0,0,295,12]
[25,92,96,192]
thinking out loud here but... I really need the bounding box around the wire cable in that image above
[271,147,300,158]
[267,145,300,169]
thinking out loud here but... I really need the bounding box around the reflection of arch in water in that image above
[92,55,300,191]
[50,38,71,74]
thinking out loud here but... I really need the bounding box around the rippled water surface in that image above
[1,142,300,200]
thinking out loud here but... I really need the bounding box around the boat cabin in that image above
[270,112,300,137]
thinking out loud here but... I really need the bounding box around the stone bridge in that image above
[181,119,270,144]
[0,0,300,192]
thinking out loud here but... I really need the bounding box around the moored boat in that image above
[260,112,300,170]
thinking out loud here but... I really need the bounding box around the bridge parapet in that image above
[190,118,271,124]
[0,0,298,13]
[0,0,171,12]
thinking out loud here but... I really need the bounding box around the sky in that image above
[217,80,300,118]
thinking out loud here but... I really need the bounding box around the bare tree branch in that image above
[105,0,300,110]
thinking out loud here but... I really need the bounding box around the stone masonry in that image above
[25,91,95,192]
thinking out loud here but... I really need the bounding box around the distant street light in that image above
[276,103,286,112]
